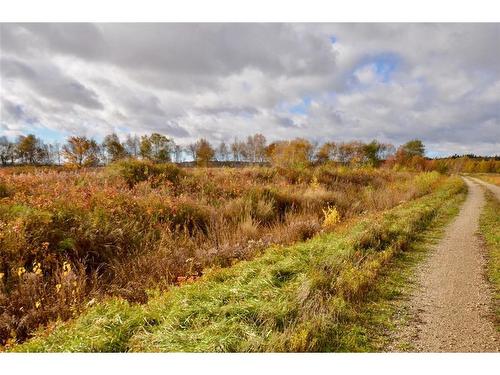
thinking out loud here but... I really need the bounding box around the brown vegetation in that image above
[0,161,441,345]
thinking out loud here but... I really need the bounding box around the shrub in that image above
[172,200,212,234]
[0,181,12,198]
[322,206,341,229]
[284,217,320,242]
[261,187,302,218]
[152,163,184,186]
[108,158,183,188]
[243,188,279,225]
[253,199,275,225]
[238,215,260,240]
[221,198,248,224]
[277,166,313,184]
[251,168,277,183]
[301,187,337,211]
[412,171,440,194]
[315,166,382,188]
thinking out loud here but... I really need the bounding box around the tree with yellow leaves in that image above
[62,136,100,168]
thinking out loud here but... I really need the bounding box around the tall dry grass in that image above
[0,162,441,344]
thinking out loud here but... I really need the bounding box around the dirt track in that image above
[395,177,499,352]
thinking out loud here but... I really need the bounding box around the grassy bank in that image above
[473,173,500,186]
[8,176,465,352]
[479,191,500,329]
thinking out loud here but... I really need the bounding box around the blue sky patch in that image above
[35,126,68,143]
[289,96,312,115]
[372,54,399,82]
[353,52,401,85]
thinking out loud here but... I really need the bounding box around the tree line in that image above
[1,132,498,172]
[0,133,419,167]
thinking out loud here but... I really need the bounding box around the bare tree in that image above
[231,137,247,162]
[245,133,267,163]
[0,136,16,165]
[173,144,183,163]
[50,142,62,165]
[217,141,229,162]
[124,134,140,157]
[187,143,197,162]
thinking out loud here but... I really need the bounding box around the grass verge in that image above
[9,176,465,352]
[473,173,500,186]
[479,191,500,330]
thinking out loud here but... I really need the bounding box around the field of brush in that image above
[0,161,462,350]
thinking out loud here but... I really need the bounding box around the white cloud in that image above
[354,64,379,85]
[0,23,499,155]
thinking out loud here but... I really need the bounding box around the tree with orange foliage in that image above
[267,138,313,169]
[194,138,215,167]
[62,136,100,168]
[315,142,337,164]
[386,139,427,170]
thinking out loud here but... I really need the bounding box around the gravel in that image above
[393,177,499,352]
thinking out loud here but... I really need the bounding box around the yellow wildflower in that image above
[62,261,71,275]
[322,205,341,229]
[35,301,41,309]
[17,266,26,277]
[33,261,42,276]
[55,283,62,293]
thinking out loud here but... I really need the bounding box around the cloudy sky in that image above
[0,23,499,156]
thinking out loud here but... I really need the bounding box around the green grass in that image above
[10,177,465,352]
[479,191,500,330]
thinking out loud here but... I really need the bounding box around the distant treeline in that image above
[0,133,498,173]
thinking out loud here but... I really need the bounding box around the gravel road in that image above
[394,177,499,352]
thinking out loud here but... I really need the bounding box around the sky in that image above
[0,23,499,156]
